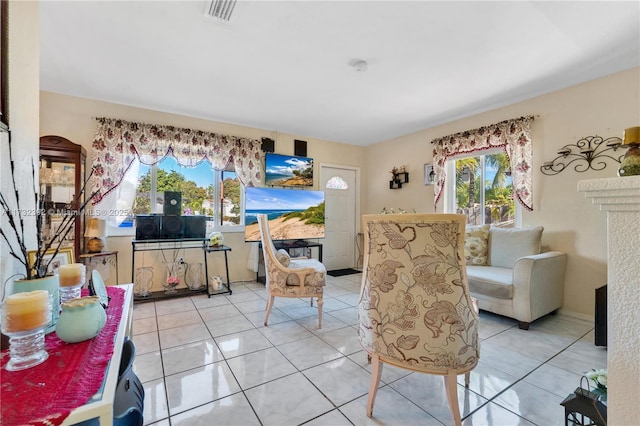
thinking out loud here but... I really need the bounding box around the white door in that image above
[320,165,358,271]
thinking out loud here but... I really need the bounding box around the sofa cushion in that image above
[287,258,326,287]
[466,265,513,299]
[488,226,543,268]
[465,224,490,265]
[276,249,291,267]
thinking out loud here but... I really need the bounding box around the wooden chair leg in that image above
[264,295,275,326]
[366,354,383,418]
[444,373,462,426]
[464,372,470,388]
[518,321,530,330]
[316,296,323,329]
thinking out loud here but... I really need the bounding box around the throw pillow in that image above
[488,226,543,268]
[465,224,490,266]
[276,249,291,267]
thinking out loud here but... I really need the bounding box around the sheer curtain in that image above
[431,116,534,211]
[88,117,262,205]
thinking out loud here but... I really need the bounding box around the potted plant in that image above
[586,368,607,402]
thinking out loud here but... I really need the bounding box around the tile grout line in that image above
[461,326,596,423]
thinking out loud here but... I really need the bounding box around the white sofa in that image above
[464,226,567,330]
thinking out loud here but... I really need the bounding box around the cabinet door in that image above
[40,159,76,252]
[39,136,87,259]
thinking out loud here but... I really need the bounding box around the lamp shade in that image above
[85,218,106,238]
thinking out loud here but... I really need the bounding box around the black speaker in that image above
[160,215,183,239]
[135,215,161,240]
[294,139,307,157]
[163,191,182,216]
[183,216,207,239]
[261,137,275,153]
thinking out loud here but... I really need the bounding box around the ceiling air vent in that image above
[204,0,237,22]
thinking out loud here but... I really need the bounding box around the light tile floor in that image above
[131,273,606,426]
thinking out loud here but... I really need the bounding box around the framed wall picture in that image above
[28,247,75,276]
[424,163,435,185]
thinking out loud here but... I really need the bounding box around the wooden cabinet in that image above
[39,135,87,259]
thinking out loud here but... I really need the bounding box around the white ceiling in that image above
[39,1,640,146]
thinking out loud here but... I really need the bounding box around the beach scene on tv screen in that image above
[265,153,313,186]
[244,187,324,241]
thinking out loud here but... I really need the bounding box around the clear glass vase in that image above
[135,266,154,298]
[186,263,205,291]
[163,261,181,294]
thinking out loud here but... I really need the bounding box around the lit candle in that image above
[4,290,50,332]
[58,263,85,287]
[623,126,640,145]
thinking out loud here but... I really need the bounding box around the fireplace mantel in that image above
[578,175,640,424]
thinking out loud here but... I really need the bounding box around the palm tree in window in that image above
[485,153,514,224]
[455,157,479,210]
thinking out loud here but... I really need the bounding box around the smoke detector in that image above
[353,60,368,72]
[204,0,237,22]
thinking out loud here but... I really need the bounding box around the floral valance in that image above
[89,117,262,204]
[431,116,534,211]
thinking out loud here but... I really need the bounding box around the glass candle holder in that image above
[1,290,52,371]
[58,263,85,304]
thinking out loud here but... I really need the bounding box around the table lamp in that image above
[85,218,106,253]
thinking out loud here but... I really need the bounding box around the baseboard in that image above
[557,308,594,323]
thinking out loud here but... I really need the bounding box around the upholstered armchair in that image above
[358,214,479,426]
[257,214,325,328]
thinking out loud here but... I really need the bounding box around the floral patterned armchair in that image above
[257,214,325,328]
[358,214,479,425]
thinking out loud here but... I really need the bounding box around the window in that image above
[445,149,518,227]
[325,176,348,190]
[104,156,243,235]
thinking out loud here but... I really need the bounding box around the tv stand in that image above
[274,239,323,259]
[275,239,322,250]
[256,239,323,283]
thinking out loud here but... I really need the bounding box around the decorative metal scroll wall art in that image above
[540,135,624,175]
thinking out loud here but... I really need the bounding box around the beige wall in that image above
[38,68,639,317]
[0,1,40,296]
[364,67,640,318]
[39,92,366,291]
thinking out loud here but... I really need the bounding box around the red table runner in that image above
[1,287,126,426]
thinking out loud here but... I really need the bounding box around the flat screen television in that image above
[244,187,325,242]
[264,153,313,187]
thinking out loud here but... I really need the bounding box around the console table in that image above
[131,239,232,302]
[80,250,119,285]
